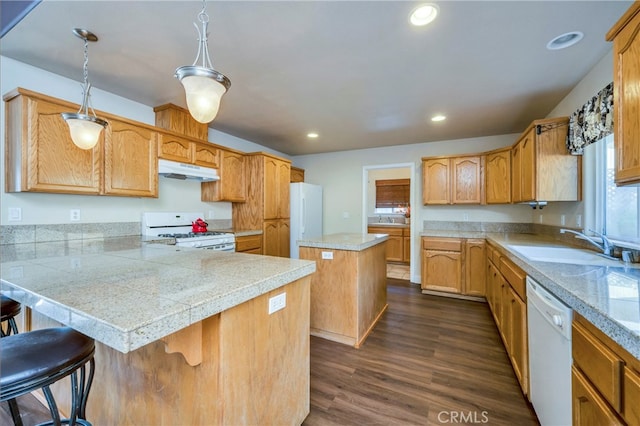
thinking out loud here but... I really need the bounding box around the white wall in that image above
[0,57,239,225]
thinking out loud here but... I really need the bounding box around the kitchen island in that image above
[0,237,316,425]
[298,233,388,348]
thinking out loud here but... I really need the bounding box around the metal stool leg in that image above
[7,398,23,426]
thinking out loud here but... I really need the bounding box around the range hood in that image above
[158,159,219,182]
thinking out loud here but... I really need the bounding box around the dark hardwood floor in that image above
[1,278,538,426]
[303,278,539,426]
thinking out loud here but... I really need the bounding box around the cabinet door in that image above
[509,287,528,396]
[290,167,305,183]
[385,235,404,262]
[403,236,411,263]
[623,366,640,425]
[464,239,486,296]
[279,219,290,258]
[157,133,194,163]
[277,161,291,218]
[5,94,102,194]
[520,129,536,202]
[486,261,499,320]
[611,7,640,185]
[485,150,511,204]
[201,149,246,202]
[263,220,279,256]
[452,156,482,204]
[422,250,462,294]
[194,143,220,168]
[511,143,522,203]
[104,119,158,197]
[264,157,280,219]
[572,366,624,426]
[422,158,450,205]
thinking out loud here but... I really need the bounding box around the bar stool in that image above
[1,295,21,337]
[1,327,96,426]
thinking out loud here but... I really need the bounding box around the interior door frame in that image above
[362,162,417,283]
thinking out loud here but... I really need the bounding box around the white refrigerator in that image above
[290,183,323,259]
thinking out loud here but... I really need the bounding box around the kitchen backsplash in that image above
[422,221,534,233]
[0,219,233,245]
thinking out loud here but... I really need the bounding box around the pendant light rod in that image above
[192,0,213,69]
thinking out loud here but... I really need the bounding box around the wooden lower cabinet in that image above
[421,237,485,297]
[368,226,409,264]
[235,234,263,254]
[264,219,290,257]
[572,314,640,425]
[485,242,528,396]
[573,366,624,426]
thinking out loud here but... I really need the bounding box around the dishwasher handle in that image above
[527,279,572,340]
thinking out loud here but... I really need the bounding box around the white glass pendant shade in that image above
[63,115,106,150]
[180,75,227,123]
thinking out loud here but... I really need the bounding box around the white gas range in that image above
[141,212,235,251]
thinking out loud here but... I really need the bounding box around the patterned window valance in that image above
[566,82,614,155]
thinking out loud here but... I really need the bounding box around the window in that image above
[375,179,410,214]
[593,134,640,244]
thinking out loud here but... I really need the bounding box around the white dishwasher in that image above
[527,277,573,426]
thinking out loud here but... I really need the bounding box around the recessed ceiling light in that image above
[546,31,584,50]
[307,132,319,139]
[410,4,439,27]
[431,115,446,122]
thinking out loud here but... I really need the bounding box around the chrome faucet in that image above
[559,228,613,256]
[387,216,393,223]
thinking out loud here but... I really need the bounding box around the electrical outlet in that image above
[70,209,81,222]
[322,251,334,260]
[561,215,566,226]
[576,214,582,228]
[342,211,350,219]
[463,213,469,221]
[268,293,286,314]
[8,207,21,222]
[539,214,543,223]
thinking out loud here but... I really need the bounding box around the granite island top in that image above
[0,236,315,353]
[298,233,388,251]
[422,230,640,358]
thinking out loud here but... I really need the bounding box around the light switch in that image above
[8,207,21,222]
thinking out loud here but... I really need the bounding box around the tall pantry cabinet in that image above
[232,153,291,257]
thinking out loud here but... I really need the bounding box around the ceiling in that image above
[0,1,631,156]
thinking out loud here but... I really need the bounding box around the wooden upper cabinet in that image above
[194,143,219,168]
[607,3,640,185]
[153,103,208,141]
[264,156,291,219]
[422,156,482,205]
[510,117,579,203]
[201,148,246,202]
[4,89,103,195]
[452,156,483,204]
[291,166,305,183]
[157,133,194,163]
[485,148,511,204]
[104,119,158,197]
[422,158,451,204]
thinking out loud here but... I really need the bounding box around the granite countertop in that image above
[420,231,640,358]
[0,236,315,353]
[298,233,388,251]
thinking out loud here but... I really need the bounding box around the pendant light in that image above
[175,0,231,124]
[61,28,108,150]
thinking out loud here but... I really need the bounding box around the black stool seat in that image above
[1,295,21,337]
[1,295,21,321]
[1,327,95,426]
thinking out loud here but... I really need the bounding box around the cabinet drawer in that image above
[422,237,462,252]
[623,366,640,425]
[368,226,403,236]
[235,235,262,252]
[572,321,623,412]
[499,257,526,300]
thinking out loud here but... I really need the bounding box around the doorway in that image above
[362,163,416,283]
